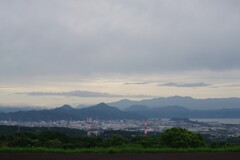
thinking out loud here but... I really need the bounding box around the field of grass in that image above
[1,146,240,153]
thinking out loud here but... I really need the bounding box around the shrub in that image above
[109,135,128,146]
[160,128,205,148]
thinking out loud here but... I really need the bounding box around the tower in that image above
[144,118,148,136]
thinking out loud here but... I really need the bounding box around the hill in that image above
[1,101,240,121]
[125,106,240,118]
[0,105,43,113]
[108,96,240,110]
[0,103,143,121]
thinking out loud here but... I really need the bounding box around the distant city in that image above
[1,118,240,139]
[1,96,240,139]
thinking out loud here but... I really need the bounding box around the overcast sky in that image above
[0,0,240,107]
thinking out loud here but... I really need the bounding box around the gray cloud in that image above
[221,84,240,88]
[159,82,210,88]
[0,0,240,81]
[18,90,151,98]
[123,81,152,85]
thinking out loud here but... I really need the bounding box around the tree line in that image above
[1,127,239,149]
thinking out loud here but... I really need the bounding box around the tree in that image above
[109,135,128,146]
[160,128,205,148]
[131,136,161,148]
[45,138,62,148]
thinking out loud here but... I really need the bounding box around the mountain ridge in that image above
[1,96,240,121]
[108,96,240,110]
[0,103,143,121]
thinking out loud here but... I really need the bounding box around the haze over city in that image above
[0,0,240,107]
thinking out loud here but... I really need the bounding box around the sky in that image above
[0,0,240,107]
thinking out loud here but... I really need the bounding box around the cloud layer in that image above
[159,82,210,88]
[0,0,240,79]
[1,1,240,106]
[18,90,151,98]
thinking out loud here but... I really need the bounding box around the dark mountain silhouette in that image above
[1,101,240,121]
[0,103,142,121]
[127,105,191,118]
[78,103,142,120]
[0,105,43,113]
[124,105,150,111]
[108,96,240,110]
[126,105,240,118]
[55,104,74,110]
[51,104,76,114]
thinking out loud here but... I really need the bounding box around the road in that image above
[0,153,240,160]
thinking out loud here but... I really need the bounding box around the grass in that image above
[0,146,240,153]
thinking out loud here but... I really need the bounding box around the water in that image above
[190,118,240,124]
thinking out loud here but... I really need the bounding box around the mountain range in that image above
[0,103,142,121]
[108,96,240,110]
[124,105,240,119]
[0,96,240,121]
[0,105,43,113]
[0,103,240,121]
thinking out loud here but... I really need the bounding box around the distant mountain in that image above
[127,105,191,118]
[51,104,76,113]
[0,107,76,121]
[1,102,240,121]
[108,96,240,110]
[124,105,150,112]
[78,103,142,120]
[0,105,43,113]
[109,99,138,109]
[0,103,143,121]
[76,104,90,109]
[126,105,240,118]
